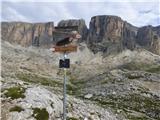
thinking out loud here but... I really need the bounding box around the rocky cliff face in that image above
[88,15,138,54]
[1,16,160,55]
[122,22,138,50]
[136,25,160,55]
[154,26,160,36]
[1,22,55,47]
[58,19,88,41]
[88,16,123,43]
[88,16,122,54]
[88,15,160,55]
[1,19,88,47]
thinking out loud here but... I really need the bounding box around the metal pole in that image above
[63,53,67,120]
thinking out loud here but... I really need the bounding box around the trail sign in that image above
[51,45,77,53]
[51,29,80,120]
[59,59,70,68]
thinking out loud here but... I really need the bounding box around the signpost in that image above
[51,45,77,120]
[51,27,80,120]
[63,52,67,120]
[54,45,77,53]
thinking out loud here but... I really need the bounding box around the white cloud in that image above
[1,3,30,21]
[1,0,159,2]
[1,2,78,25]
[1,1,160,27]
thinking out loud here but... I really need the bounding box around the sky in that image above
[1,0,160,27]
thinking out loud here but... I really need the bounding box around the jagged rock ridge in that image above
[136,25,160,55]
[1,22,54,47]
[1,15,160,55]
[88,15,138,54]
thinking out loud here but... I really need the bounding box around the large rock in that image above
[136,25,160,55]
[1,22,55,47]
[58,19,88,41]
[88,15,138,54]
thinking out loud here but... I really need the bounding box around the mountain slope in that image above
[1,41,160,120]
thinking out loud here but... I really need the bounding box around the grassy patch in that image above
[146,65,160,73]
[127,114,151,120]
[127,74,143,79]
[100,79,109,84]
[66,83,83,96]
[4,86,25,99]
[90,94,160,119]
[16,72,84,96]
[65,75,86,96]
[32,108,49,120]
[16,73,62,87]
[66,84,78,95]
[67,117,79,120]
[120,62,160,74]
[10,106,24,112]
[119,62,148,71]
[100,77,116,84]
[137,86,150,94]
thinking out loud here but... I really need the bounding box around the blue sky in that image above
[1,0,160,27]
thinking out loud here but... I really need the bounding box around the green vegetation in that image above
[137,86,150,94]
[120,62,160,74]
[101,79,109,84]
[16,72,85,96]
[10,106,24,112]
[89,94,160,120]
[67,76,86,96]
[4,86,25,99]
[146,65,160,73]
[16,72,83,95]
[100,76,116,84]
[66,84,78,95]
[119,62,148,71]
[16,72,62,87]
[127,74,143,79]
[67,117,79,120]
[127,114,151,120]
[32,108,49,120]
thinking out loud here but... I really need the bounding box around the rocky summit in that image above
[1,15,160,120]
[88,15,138,54]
